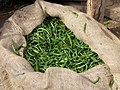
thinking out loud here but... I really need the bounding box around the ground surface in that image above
[0,8,13,28]
[105,20,120,39]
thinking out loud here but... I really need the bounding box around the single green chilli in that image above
[12,40,22,56]
[83,23,87,33]
[72,11,79,17]
[91,77,101,84]
[109,79,114,89]
[23,17,104,73]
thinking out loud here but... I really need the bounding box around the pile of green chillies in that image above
[24,17,104,73]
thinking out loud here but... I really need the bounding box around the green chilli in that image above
[23,17,104,73]
[109,79,114,89]
[91,77,101,84]
[83,23,87,33]
[12,40,22,56]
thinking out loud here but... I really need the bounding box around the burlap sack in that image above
[0,0,120,90]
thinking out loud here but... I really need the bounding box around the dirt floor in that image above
[0,4,27,29]
[105,21,120,39]
[0,4,120,39]
[0,10,14,28]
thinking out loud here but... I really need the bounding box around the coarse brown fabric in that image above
[0,0,120,90]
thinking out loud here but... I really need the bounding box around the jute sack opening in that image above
[0,0,120,90]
